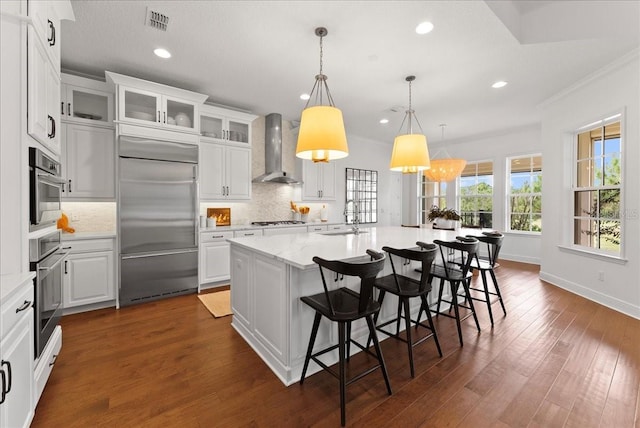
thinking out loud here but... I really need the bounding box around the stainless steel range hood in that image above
[253,113,301,184]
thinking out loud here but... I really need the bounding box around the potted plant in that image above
[427,205,461,229]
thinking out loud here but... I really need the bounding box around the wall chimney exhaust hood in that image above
[253,113,301,184]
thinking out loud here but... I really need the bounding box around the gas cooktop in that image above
[251,220,306,226]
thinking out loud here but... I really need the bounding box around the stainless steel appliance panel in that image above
[119,135,198,163]
[29,147,63,231]
[119,157,197,255]
[119,250,197,306]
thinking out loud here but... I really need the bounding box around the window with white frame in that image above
[573,116,622,254]
[419,175,447,224]
[459,161,493,228]
[507,155,542,232]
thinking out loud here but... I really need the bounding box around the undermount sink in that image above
[321,229,369,236]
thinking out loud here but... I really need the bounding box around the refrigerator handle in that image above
[194,164,199,247]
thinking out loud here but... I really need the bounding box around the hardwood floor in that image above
[31,261,640,427]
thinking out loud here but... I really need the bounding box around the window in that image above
[573,117,622,254]
[419,175,447,224]
[507,155,542,232]
[345,168,377,224]
[459,161,493,228]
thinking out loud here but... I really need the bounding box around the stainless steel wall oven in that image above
[29,230,69,358]
[29,147,64,231]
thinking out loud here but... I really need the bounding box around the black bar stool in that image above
[465,232,506,325]
[299,250,391,427]
[371,242,442,378]
[421,238,481,346]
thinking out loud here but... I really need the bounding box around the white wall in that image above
[539,51,640,319]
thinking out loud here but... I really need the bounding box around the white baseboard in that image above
[539,270,640,320]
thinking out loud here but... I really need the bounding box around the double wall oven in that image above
[28,146,68,358]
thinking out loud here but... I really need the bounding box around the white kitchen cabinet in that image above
[301,161,336,201]
[60,123,115,200]
[234,229,263,238]
[199,231,234,286]
[262,226,308,236]
[28,0,66,73]
[62,238,115,309]
[200,142,251,200]
[200,104,256,144]
[0,278,35,428]
[34,325,61,406]
[106,71,208,133]
[27,26,60,155]
[61,73,114,125]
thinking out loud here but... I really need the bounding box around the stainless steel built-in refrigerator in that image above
[118,135,198,306]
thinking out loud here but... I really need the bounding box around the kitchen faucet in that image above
[344,199,360,234]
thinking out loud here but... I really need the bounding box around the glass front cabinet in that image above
[200,104,255,144]
[61,73,114,125]
[106,72,208,133]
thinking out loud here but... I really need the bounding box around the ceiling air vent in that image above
[146,8,169,31]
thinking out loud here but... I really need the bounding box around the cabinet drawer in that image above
[200,231,234,243]
[34,325,62,405]
[234,230,263,238]
[307,225,328,232]
[63,238,114,253]
[1,283,34,339]
[328,224,347,231]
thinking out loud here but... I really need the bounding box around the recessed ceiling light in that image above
[300,93,310,100]
[415,21,434,35]
[492,80,508,89]
[379,118,389,124]
[154,48,171,59]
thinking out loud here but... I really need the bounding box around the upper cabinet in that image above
[106,71,208,134]
[60,73,114,125]
[301,161,336,201]
[200,104,255,144]
[26,0,75,156]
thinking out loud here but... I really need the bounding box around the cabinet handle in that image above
[60,101,64,115]
[48,20,55,46]
[163,111,166,124]
[68,179,72,193]
[64,260,68,274]
[157,110,160,122]
[49,354,58,367]
[68,103,71,116]
[243,233,255,236]
[0,368,5,404]
[211,235,224,239]
[15,300,32,313]
[61,181,65,193]
[1,360,11,396]
[47,115,55,138]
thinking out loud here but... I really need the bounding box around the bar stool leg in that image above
[365,315,392,395]
[300,312,321,384]
[420,294,442,357]
[480,270,495,326]
[346,321,352,362]
[402,298,415,378]
[490,269,507,315]
[450,280,464,346]
[338,321,347,427]
[462,278,481,331]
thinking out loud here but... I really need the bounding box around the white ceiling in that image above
[61,1,639,146]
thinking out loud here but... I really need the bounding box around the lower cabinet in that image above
[199,231,234,286]
[62,238,115,309]
[0,277,35,428]
[34,325,61,406]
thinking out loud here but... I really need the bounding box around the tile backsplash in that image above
[61,202,116,232]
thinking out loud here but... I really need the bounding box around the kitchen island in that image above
[228,226,480,385]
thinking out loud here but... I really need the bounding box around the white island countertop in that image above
[228,226,488,270]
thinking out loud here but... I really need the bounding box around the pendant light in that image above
[296,27,348,163]
[389,75,431,173]
[423,124,466,182]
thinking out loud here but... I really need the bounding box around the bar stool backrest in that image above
[382,242,437,294]
[432,237,480,279]
[312,250,386,316]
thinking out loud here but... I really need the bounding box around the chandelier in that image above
[389,76,430,173]
[423,124,466,182]
[296,27,349,163]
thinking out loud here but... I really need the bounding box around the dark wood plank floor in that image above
[31,261,640,427]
